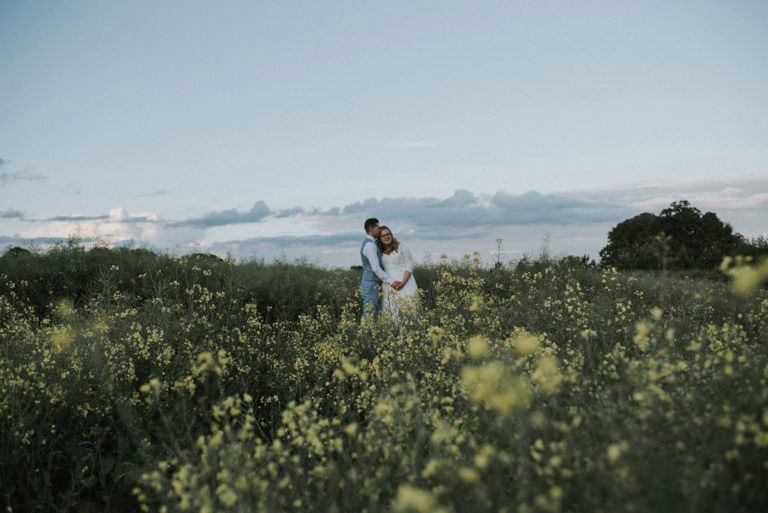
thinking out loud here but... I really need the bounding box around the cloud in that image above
[559,176,768,214]
[0,158,8,167]
[136,189,171,198]
[0,169,46,186]
[151,190,632,253]
[6,181,765,266]
[44,214,110,222]
[22,208,160,244]
[273,207,306,218]
[64,183,82,195]
[336,189,631,228]
[169,201,271,228]
[0,209,24,220]
[43,212,158,223]
[211,232,361,248]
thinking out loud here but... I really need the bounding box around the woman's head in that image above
[377,226,399,253]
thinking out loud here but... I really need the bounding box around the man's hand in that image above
[391,281,402,290]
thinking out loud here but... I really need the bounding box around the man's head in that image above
[364,218,380,237]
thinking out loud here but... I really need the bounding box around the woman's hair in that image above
[376,225,400,254]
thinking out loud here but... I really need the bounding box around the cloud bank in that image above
[157,190,630,231]
[335,190,630,228]
[2,178,766,266]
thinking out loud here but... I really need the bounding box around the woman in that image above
[377,226,419,319]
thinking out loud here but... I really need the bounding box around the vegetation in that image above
[600,200,766,270]
[1,244,767,512]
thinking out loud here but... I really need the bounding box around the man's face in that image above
[368,224,380,237]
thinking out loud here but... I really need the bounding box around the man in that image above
[360,218,399,317]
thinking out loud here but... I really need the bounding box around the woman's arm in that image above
[397,245,414,288]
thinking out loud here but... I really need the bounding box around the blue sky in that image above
[1,0,766,266]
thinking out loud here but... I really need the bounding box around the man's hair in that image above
[364,218,379,233]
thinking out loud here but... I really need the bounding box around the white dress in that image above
[381,243,419,318]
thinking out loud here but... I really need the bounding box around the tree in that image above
[599,213,664,270]
[600,200,741,270]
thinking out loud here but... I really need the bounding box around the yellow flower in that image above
[607,441,629,463]
[216,484,237,506]
[607,444,622,463]
[427,326,446,346]
[462,362,529,414]
[467,335,489,358]
[510,331,539,355]
[393,485,437,513]
[341,357,358,376]
[633,322,650,351]
[458,467,479,483]
[50,326,74,352]
[721,256,768,295]
[55,299,75,318]
[532,355,563,394]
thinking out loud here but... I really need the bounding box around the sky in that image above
[1,0,766,266]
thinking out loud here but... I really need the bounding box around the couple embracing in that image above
[359,218,419,318]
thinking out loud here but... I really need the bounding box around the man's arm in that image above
[363,242,394,283]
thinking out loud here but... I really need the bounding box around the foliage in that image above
[0,244,357,322]
[600,200,751,270]
[0,245,767,512]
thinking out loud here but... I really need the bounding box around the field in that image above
[1,245,767,513]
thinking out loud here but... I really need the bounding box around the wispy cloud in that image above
[211,232,361,248]
[0,158,8,167]
[273,207,306,218]
[43,214,110,222]
[64,183,82,195]
[169,201,271,228]
[0,209,25,220]
[137,189,171,198]
[42,213,158,223]
[559,176,768,213]
[0,169,47,186]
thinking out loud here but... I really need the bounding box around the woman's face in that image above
[379,230,393,245]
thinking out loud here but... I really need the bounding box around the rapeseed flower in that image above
[393,485,441,513]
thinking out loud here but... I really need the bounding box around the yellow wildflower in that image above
[467,335,489,358]
[393,485,438,513]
